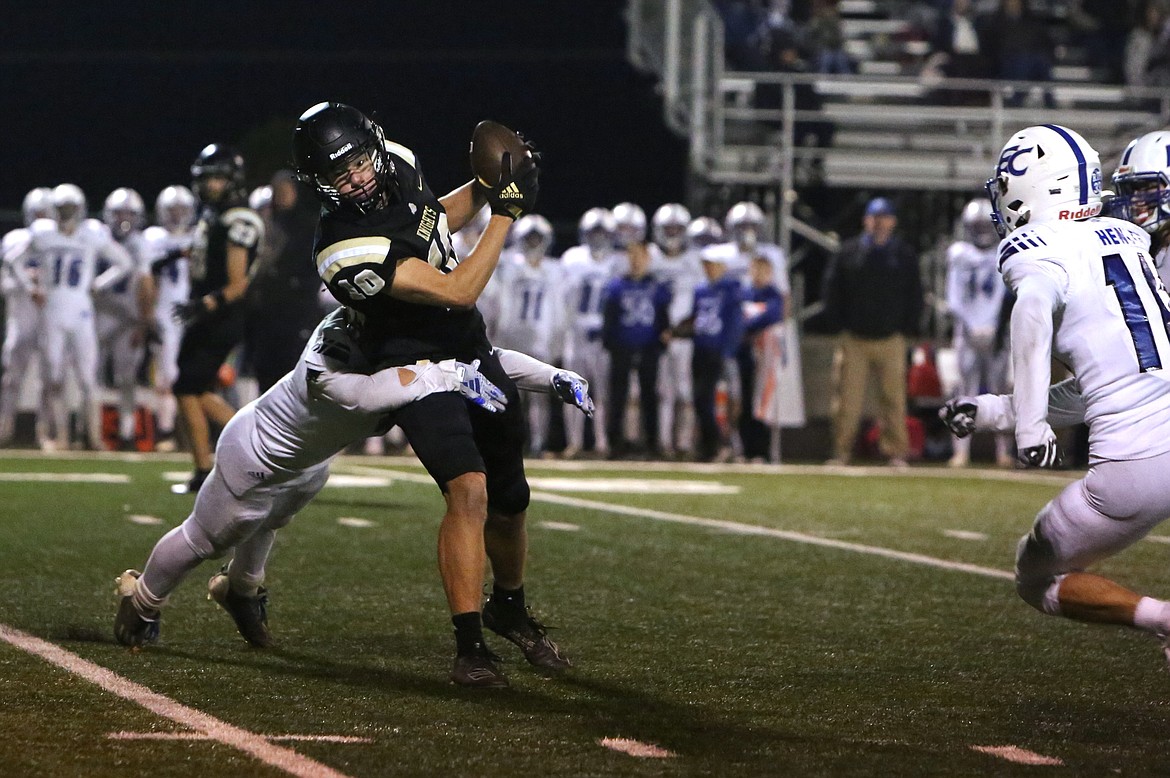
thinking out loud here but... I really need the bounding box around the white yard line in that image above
[0,472,130,483]
[339,465,1015,582]
[970,744,1064,766]
[0,624,354,778]
[109,732,374,744]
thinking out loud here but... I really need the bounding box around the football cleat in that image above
[482,599,572,671]
[208,570,273,648]
[450,643,509,688]
[113,570,160,648]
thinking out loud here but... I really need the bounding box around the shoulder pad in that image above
[384,140,418,170]
[997,224,1062,270]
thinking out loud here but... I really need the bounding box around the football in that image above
[470,120,530,188]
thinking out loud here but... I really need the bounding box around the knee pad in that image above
[182,512,265,560]
[488,478,530,516]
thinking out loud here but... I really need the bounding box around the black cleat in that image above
[450,643,509,688]
[113,570,160,648]
[208,570,273,648]
[482,599,572,671]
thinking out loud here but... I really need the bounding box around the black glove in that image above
[938,397,978,438]
[1018,437,1062,468]
[172,299,208,328]
[483,150,540,221]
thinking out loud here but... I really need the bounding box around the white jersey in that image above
[1000,216,1170,461]
[96,230,153,321]
[652,248,704,326]
[560,245,618,340]
[142,225,192,309]
[488,252,564,361]
[700,241,791,295]
[945,240,1004,342]
[19,219,134,316]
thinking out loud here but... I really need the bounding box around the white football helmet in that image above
[578,207,616,255]
[652,203,692,254]
[1111,130,1170,235]
[102,188,146,239]
[986,124,1102,237]
[51,183,88,231]
[686,216,724,248]
[248,185,273,214]
[21,187,57,226]
[155,185,197,232]
[725,201,765,249]
[959,197,997,249]
[612,201,647,248]
[514,213,553,259]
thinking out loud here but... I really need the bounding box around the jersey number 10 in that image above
[1103,252,1170,372]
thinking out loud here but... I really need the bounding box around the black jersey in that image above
[188,197,265,299]
[313,140,489,366]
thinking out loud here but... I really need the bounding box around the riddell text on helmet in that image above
[1058,205,1102,220]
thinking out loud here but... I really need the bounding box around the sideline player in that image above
[115,306,593,655]
[9,184,135,450]
[292,101,561,687]
[943,197,1013,467]
[0,189,55,445]
[484,214,565,455]
[98,188,155,450]
[144,185,197,450]
[561,207,619,458]
[941,124,1170,665]
[1110,129,1170,286]
[172,145,264,493]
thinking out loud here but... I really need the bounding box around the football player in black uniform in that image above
[172,145,265,494]
[293,102,562,688]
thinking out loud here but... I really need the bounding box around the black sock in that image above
[492,583,525,610]
[452,611,485,655]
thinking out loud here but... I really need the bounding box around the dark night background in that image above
[1,2,688,237]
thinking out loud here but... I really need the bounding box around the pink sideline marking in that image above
[0,623,354,778]
[599,737,677,758]
[971,745,1064,766]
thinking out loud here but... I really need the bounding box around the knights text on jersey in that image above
[188,202,264,298]
[312,143,488,365]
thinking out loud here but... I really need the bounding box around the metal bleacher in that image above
[625,0,1170,255]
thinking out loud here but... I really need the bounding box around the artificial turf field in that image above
[2,452,1170,777]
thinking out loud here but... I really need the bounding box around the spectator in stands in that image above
[755,26,834,179]
[926,0,991,81]
[1125,0,1170,88]
[805,0,854,74]
[821,198,922,467]
[1073,0,1132,85]
[983,0,1056,107]
[715,0,772,70]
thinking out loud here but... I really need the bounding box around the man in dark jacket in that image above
[821,197,923,466]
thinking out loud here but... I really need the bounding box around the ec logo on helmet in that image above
[998,145,1033,176]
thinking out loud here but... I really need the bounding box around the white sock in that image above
[132,577,166,618]
[1133,597,1170,635]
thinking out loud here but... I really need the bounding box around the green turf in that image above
[2,454,1169,776]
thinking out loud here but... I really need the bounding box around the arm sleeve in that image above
[93,240,136,292]
[972,378,1085,433]
[494,348,561,393]
[1007,267,1064,448]
[309,360,458,413]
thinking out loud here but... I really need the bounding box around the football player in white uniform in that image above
[486,214,565,455]
[560,207,620,457]
[0,188,56,445]
[143,185,197,450]
[940,124,1170,665]
[650,203,702,457]
[8,185,135,449]
[115,305,595,650]
[943,197,1013,467]
[1110,130,1170,289]
[98,188,156,449]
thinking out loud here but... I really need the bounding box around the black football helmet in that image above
[292,102,397,215]
[191,144,246,204]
